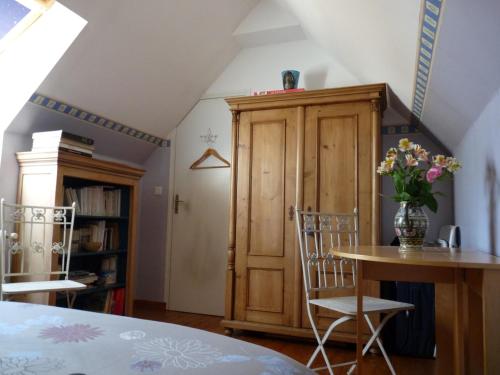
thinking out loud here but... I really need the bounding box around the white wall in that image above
[206,39,359,95]
[277,0,421,109]
[0,132,33,202]
[135,147,171,301]
[0,2,86,161]
[454,89,500,255]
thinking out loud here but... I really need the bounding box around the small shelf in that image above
[65,249,128,258]
[56,282,125,299]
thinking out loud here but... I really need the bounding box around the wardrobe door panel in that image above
[250,121,285,257]
[302,102,378,333]
[234,108,297,326]
[317,114,357,214]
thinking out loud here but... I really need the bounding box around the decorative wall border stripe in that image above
[29,93,169,147]
[411,0,444,119]
[381,125,419,136]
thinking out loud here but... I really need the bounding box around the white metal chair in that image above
[0,199,85,307]
[295,208,414,374]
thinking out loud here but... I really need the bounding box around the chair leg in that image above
[66,291,77,308]
[306,304,335,374]
[347,311,399,375]
[364,314,396,375]
[306,303,355,374]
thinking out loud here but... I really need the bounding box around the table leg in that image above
[356,260,364,374]
[464,269,484,375]
[483,269,500,374]
[435,269,465,375]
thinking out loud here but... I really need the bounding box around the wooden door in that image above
[234,108,297,326]
[302,102,379,336]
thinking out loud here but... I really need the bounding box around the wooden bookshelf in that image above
[16,150,144,315]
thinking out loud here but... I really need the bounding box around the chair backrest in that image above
[295,208,358,298]
[0,199,76,285]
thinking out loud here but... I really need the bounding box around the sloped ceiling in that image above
[422,0,500,150]
[278,0,500,150]
[8,102,157,164]
[233,0,306,47]
[36,0,258,138]
[19,0,497,153]
[277,0,422,109]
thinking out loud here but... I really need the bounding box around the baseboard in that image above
[221,319,372,344]
[134,299,166,310]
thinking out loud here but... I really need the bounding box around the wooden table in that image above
[331,246,500,375]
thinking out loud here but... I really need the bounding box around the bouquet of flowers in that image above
[377,138,461,212]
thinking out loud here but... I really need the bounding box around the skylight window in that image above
[0,0,52,54]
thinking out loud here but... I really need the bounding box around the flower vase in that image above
[394,201,429,252]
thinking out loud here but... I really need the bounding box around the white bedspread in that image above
[0,301,312,374]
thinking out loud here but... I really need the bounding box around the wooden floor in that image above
[133,303,436,374]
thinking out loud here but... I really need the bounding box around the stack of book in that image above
[252,88,305,96]
[32,130,95,157]
[69,270,98,285]
[64,186,121,216]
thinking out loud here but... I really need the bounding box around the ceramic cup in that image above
[281,70,300,90]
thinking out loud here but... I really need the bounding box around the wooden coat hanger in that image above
[190,147,230,170]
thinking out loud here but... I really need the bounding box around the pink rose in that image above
[426,166,442,183]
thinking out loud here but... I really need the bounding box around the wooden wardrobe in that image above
[222,84,387,342]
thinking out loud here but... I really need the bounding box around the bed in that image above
[0,301,312,374]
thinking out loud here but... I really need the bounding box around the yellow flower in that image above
[376,161,387,175]
[412,144,429,161]
[385,157,395,171]
[386,147,398,159]
[446,157,461,172]
[398,138,413,151]
[376,159,392,175]
[433,154,447,167]
[376,158,396,175]
[405,154,418,167]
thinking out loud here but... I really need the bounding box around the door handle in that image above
[174,194,184,214]
[288,206,294,221]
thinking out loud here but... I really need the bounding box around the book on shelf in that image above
[64,186,121,216]
[32,130,95,156]
[100,256,117,285]
[78,221,106,251]
[74,221,120,252]
[111,288,125,315]
[252,88,305,96]
[103,291,114,313]
[70,229,80,252]
[102,223,120,250]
